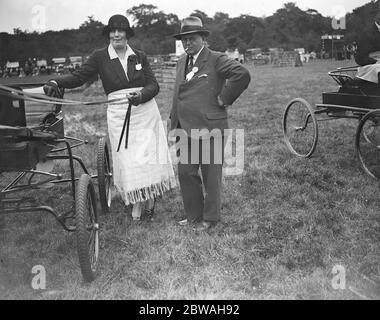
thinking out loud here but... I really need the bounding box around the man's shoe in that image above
[193,221,216,232]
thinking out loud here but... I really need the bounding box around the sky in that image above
[0,0,371,33]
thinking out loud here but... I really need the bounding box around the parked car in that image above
[5,62,20,77]
[52,57,67,75]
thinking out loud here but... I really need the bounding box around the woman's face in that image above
[109,29,128,50]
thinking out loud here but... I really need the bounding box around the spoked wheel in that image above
[76,174,99,282]
[361,116,380,146]
[355,110,380,179]
[97,137,112,215]
[283,98,318,158]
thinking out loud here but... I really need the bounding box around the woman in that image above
[44,14,176,221]
[355,10,380,85]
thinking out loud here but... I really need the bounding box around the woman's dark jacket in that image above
[54,46,159,103]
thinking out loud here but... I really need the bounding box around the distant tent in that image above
[52,58,66,64]
[6,61,19,69]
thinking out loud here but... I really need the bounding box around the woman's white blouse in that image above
[108,44,136,81]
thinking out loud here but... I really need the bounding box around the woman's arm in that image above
[355,29,378,66]
[139,52,160,104]
[54,50,100,89]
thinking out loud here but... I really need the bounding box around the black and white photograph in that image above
[0,0,379,303]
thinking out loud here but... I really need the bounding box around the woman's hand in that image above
[43,80,62,97]
[217,95,228,108]
[129,91,142,106]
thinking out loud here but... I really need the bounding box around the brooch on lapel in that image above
[136,63,142,71]
[186,66,199,81]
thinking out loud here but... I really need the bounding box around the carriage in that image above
[283,66,380,179]
[0,82,113,282]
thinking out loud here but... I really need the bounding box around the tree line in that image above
[0,1,378,66]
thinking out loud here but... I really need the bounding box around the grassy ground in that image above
[0,60,379,300]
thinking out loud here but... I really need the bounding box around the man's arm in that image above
[215,54,251,106]
[355,32,377,66]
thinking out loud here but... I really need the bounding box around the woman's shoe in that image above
[132,216,141,223]
[144,209,154,221]
[144,198,156,221]
[131,202,142,222]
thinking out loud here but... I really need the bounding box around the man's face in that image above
[181,33,204,56]
[375,11,380,25]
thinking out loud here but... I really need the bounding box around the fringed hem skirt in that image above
[107,88,176,205]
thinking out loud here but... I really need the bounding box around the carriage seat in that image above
[0,84,63,170]
[0,125,58,171]
[340,77,380,96]
[0,125,58,141]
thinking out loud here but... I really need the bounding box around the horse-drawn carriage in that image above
[0,83,113,282]
[283,66,380,179]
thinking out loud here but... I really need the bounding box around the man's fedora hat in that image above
[173,16,210,40]
[103,14,134,38]
[371,1,380,13]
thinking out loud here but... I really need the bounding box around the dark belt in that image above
[117,103,132,152]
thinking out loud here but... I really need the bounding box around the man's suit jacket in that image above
[170,47,251,135]
[54,46,159,103]
[355,23,380,66]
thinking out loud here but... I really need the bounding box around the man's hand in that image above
[43,80,62,98]
[129,91,142,106]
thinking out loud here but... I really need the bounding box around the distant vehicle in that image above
[52,57,67,75]
[245,49,270,65]
[165,53,179,67]
[69,56,83,70]
[225,48,244,63]
[294,48,305,55]
[36,59,48,75]
[246,48,262,61]
[245,48,269,64]
[5,62,20,77]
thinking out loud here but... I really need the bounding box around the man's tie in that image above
[186,55,194,76]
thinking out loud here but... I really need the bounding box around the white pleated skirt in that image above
[107,88,176,205]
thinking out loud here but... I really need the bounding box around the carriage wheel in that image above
[283,98,318,158]
[361,116,380,146]
[76,174,99,282]
[355,110,380,179]
[97,137,112,215]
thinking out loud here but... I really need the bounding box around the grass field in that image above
[0,60,379,300]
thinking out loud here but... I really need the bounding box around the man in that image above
[170,16,251,231]
[355,11,380,85]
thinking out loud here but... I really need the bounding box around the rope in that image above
[0,83,131,106]
[0,83,135,151]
